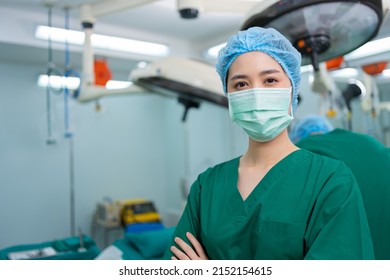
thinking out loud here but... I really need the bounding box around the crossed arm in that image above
[169,232,209,260]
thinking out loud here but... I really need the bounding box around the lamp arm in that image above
[78,10,150,102]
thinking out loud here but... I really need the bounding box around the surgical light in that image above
[37,74,132,90]
[207,34,390,62]
[241,0,384,71]
[35,25,170,57]
[37,74,80,90]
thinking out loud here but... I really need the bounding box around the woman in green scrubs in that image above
[163,27,374,260]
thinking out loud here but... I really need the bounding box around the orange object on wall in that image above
[362,61,388,76]
[94,59,112,86]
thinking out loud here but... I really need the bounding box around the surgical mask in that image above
[228,87,294,142]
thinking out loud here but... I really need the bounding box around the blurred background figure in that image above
[290,114,390,260]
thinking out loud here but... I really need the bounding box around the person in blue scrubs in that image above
[290,114,390,260]
[163,27,374,260]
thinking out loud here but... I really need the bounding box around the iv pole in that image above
[63,6,77,237]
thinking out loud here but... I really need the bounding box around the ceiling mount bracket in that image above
[295,33,331,71]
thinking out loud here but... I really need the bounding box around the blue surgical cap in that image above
[289,114,334,143]
[216,27,302,113]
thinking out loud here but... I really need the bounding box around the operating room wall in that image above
[0,60,248,249]
[0,60,170,248]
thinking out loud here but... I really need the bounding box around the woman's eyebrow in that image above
[229,69,281,81]
[229,74,248,81]
[259,69,281,76]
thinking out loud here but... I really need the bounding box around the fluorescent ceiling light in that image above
[37,74,132,90]
[37,74,80,90]
[137,61,148,69]
[206,42,226,59]
[35,25,170,57]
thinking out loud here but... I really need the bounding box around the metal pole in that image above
[69,138,76,236]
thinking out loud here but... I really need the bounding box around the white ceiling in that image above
[1,0,390,75]
[0,0,246,41]
[0,0,249,72]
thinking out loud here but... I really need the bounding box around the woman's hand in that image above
[170,232,209,260]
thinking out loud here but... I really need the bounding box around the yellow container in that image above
[120,199,160,226]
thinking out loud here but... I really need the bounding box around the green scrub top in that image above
[163,149,374,260]
[296,129,390,260]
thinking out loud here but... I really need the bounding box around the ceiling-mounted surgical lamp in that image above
[129,56,228,121]
[241,0,387,71]
[76,1,228,122]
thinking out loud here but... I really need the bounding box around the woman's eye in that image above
[235,82,247,89]
[265,78,278,84]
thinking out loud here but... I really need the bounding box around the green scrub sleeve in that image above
[304,162,375,260]
[162,177,202,260]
